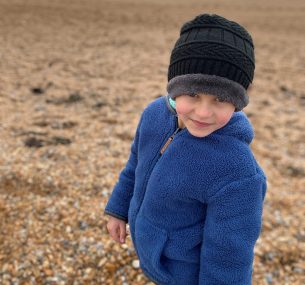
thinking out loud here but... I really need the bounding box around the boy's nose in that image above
[194,101,213,118]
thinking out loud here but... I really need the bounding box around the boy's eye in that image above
[215,97,226,103]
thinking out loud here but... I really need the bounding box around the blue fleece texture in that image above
[105,96,267,285]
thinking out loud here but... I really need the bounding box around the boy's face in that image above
[175,94,235,138]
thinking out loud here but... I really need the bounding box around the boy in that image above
[104,13,267,285]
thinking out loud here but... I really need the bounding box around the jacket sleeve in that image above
[199,174,267,285]
[104,113,144,222]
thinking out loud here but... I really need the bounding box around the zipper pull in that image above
[160,127,181,155]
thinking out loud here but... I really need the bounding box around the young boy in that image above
[104,14,267,285]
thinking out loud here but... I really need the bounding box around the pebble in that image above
[293,267,305,274]
[44,269,54,277]
[79,220,88,230]
[265,273,273,284]
[132,259,140,269]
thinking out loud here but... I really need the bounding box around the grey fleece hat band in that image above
[167,74,249,111]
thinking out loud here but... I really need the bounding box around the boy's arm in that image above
[104,113,143,222]
[199,174,267,285]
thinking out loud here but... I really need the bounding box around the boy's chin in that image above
[187,129,214,138]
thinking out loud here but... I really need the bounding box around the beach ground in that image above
[0,0,304,284]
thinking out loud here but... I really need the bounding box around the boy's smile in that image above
[175,94,235,138]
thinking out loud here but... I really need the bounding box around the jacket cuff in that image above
[104,210,128,223]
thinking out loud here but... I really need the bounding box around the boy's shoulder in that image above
[143,96,167,114]
[140,96,171,124]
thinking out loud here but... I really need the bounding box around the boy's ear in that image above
[169,97,176,109]
[166,94,178,115]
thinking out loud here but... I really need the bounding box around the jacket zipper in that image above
[133,118,181,255]
[160,127,181,154]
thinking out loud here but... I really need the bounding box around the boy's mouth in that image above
[191,119,212,128]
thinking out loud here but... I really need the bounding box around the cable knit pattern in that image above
[105,96,267,285]
[168,14,255,90]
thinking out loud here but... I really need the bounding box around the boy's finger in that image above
[109,226,120,243]
[119,223,126,243]
[116,227,123,243]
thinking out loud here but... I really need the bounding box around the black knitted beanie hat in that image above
[167,14,255,111]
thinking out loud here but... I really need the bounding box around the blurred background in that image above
[0,0,304,284]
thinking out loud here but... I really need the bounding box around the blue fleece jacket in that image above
[104,96,267,285]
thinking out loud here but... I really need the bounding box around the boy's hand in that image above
[106,216,128,244]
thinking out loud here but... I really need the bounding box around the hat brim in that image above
[167,74,248,111]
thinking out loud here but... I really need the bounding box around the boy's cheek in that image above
[218,113,234,126]
[176,105,190,115]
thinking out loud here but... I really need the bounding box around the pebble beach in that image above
[0,0,304,284]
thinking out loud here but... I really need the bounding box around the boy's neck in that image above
[177,117,186,129]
